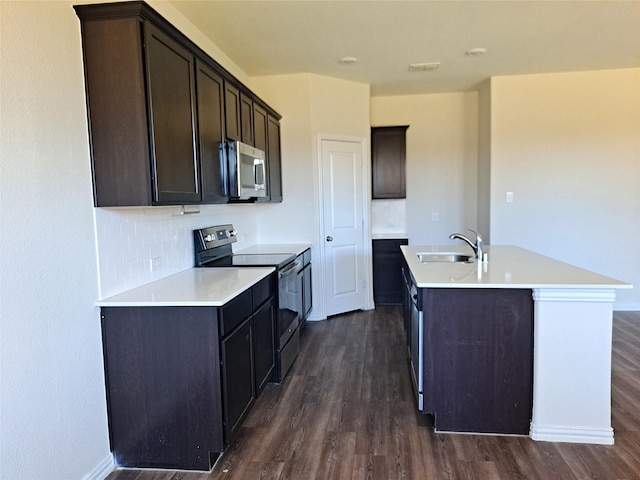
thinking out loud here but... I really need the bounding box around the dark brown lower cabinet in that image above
[373,238,408,305]
[100,276,275,471]
[220,317,254,443]
[403,284,534,435]
[101,306,224,470]
[252,300,276,395]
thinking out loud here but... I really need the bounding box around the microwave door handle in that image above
[254,159,265,190]
[253,160,258,188]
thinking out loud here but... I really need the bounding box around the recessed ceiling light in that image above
[408,62,440,72]
[466,48,487,57]
[339,56,358,65]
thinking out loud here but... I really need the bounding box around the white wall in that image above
[0,1,262,478]
[0,2,111,479]
[477,79,492,243]
[490,68,640,309]
[370,93,479,246]
[250,73,372,319]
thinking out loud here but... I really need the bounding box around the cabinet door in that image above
[220,318,254,443]
[76,15,152,207]
[240,93,254,145]
[253,300,275,395]
[253,104,268,153]
[224,82,241,141]
[196,60,227,203]
[372,239,408,305]
[144,23,200,204]
[371,126,408,199]
[254,105,269,203]
[266,115,283,202]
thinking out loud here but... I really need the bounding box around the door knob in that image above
[326,236,333,242]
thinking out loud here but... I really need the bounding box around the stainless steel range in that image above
[194,224,302,382]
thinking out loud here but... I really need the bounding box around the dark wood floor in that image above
[106,308,640,480]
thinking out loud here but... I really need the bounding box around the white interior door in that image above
[320,138,367,317]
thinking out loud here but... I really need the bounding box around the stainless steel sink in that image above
[417,252,474,263]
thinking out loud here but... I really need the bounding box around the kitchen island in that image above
[401,245,631,445]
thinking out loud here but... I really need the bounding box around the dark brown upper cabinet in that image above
[224,82,241,142]
[144,24,200,204]
[74,1,282,206]
[196,61,227,204]
[253,104,268,153]
[255,107,283,203]
[371,126,409,199]
[240,93,255,146]
[266,115,283,203]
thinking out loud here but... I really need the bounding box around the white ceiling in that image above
[169,0,640,96]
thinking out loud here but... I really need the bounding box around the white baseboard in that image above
[83,454,114,480]
[530,424,614,445]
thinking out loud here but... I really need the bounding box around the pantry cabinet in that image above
[74,1,282,206]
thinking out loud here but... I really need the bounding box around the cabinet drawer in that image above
[219,289,252,337]
[252,275,273,309]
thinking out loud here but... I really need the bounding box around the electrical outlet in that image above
[431,213,439,222]
[506,192,514,203]
[150,256,162,272]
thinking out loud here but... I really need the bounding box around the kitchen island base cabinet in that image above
[410,287,534,435]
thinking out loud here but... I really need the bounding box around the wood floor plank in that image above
[105,308,640,480]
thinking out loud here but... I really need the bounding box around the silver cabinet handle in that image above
[326,236,333,242]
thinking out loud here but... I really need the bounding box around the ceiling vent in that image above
[408,62,440,72]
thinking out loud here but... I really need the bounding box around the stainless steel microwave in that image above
[223,140,267,199]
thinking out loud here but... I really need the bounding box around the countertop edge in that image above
[96,267,274,307]
[402,245,632,290]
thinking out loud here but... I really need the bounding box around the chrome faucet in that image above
[449,228,483,261]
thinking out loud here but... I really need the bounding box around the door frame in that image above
[316,133,374,318]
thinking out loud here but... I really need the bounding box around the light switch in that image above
[506,192,514,203]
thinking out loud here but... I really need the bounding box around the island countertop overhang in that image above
[401,245,632,290]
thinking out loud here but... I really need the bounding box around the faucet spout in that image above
[449,229,483,261]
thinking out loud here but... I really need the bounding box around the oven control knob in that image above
[229,230,237,237]
[204,234,215,242]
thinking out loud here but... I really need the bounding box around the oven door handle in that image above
[279,261,301,277]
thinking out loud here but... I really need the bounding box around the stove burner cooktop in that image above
[193,224,296,269]
[202,253,295,269]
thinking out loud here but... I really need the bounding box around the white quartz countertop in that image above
[235,243,311,256]
[372,232,408,240]
[97,267,274,307]
[402,245,632,289]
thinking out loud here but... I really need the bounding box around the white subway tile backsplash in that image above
[371,199,407,234]
[94,204,261,299]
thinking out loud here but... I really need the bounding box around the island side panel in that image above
[423,288,534,435]
[530,288,616,445]
[101,306,224,470]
